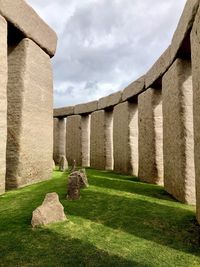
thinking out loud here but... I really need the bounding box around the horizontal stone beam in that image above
[98,91,122,109]
[53,106,74,118]
[0,0,57,57]
[122,76,145,101]
[171,0,200,60]
[145,0,200,88]
[74,101,98,115]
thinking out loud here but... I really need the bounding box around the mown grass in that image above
[0,169,200,267]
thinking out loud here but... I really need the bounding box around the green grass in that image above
[0,169,200,267]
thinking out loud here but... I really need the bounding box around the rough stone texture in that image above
[53,106,74,118]
[59,155,68,172]
[6,38,53,189]
[0,16,7,195]
[67,170,88,200]
[138,88,163,185]
[122,76,145,102]
[162,59,195,204]
[66,115,82,166]
[145,46,172,88]
[113,102,138,175]
[105,111,114,170]
[98,91,122,110]
[31,193,66,227]
[90,110,113,170]
[171,0,200,60]
[0,0,57,57]
[53,118,66,164]
[81,115,91,167]
[74,101,98,115]
[191,14,200,222]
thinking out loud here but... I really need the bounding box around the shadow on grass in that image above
[86,169,177,203]
[65,189,200,256]
[0,227,147,267]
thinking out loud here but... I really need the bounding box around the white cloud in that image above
[26,0,186,107]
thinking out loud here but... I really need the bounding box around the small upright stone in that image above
[67,169,89,200]
[59,155,68,172]
[53,160,56,170]
[31,193,66,228]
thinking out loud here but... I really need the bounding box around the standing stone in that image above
[6,38,53,189]
[191,13,200,222]
[162,58,195,204]
[0,16,7,194]
[59,155,68,172]
[90,110,113,170]
[113,102,138,175]
[67,169,88,200]
[81,115,90,167]
[138,88,163,185]
[31,193,66,227]
[53,118,66,165]
[66,115,82,166]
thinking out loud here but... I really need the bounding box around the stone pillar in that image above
[113,101,138,175]
[138,88,163,185]
[191,16,200,222]
[53,117,66,164]
[81,115,90,167]
[66,115,82,166]
[6,38,53,189]
[90,110,113,170]
[0,16,7,194]
[162,58,195,204]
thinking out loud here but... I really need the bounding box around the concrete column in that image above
[6,38,53,189]
[90,110,113,170]
[53,117,66,164]
[191,17,200,222]
[138,88,163,185]
[66,115,82,166]
[81,115,90,167]
[113,101,138,175]
[0,16,7,194]
[162,58,195,204]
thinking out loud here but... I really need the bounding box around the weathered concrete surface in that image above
[81,115,90,167]
[122,76,145,101]
[66,115,82,166]
[53,118,66,164]
[191,13,200,222]
[31,193,66,227]
[74,101,98,115]
[98,91,122,110]
[162,59,195,204]
[145,46,172,88]
[53,106,74,118]
[0,16,7,194]
[0,0,57,57]
[138,88,163,185]
[6,38,53,189]
[171,0,200,60]
[90,110,113,170]
[113,102,138,175]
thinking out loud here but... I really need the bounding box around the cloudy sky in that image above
[26,0,186,108]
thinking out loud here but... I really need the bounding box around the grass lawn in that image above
[0,169,200,267]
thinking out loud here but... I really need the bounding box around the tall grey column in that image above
[6,38,53,189]
[162,58,195,204]
[0,16,7,194]
[191,14,200,222]
[113,101,138,175]
[138,88,163,185]
[53,117,66,164]
[66,115,82,166]
[90,110,113,170]
[81,115,91,167]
